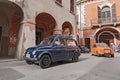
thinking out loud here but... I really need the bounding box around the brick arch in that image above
[99,2,113,9]
[95,27,119,45]
[62,21,73,36]
[0,0,24,58]
[35,12,57,44]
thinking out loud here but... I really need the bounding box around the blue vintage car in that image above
[23,35,81,69]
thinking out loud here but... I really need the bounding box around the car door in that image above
[52,37,67,61]
[66,39,77,58]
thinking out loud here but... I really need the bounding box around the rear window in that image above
[96,43,108,47]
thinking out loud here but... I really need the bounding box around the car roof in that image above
[96,43,106,44]
[45,35,74,40]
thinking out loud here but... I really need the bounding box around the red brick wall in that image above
[83,29,96,38]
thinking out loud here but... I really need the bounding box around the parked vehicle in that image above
[79,45,90,53]
[116,44,120,53]
[91,43,114,57]
[23,35,81,69]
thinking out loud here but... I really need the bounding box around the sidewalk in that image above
[0,58,19,63]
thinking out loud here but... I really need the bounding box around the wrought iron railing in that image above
[91,16,120,26]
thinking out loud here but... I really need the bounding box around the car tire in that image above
[26,60,34,64]
[98,54,102,57]
[72,53,79,62]
[111,54,114,57]
[39,55,51,69]
[92,54,94,56]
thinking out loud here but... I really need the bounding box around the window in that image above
[56,0,62,4]
[54,38,65,46]
[55,0,62,6]
[70,0,75,13]
[36,28,44,45]
[76,15,79,25]
[101,6,111,22]
[98,3,116,23]
[66,39,76,46]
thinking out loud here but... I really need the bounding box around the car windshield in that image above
[39,37,54,45]
[96,43,108,47]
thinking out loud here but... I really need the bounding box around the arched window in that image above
[101,6,111,23]
[98,3,116,23]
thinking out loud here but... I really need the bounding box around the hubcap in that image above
[42,57,50,66]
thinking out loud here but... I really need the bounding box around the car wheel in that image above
[111,54,114,57]
[72,53,79,62]
[98,54,102,57]
[39,55,51,69]
[26,60,34,64]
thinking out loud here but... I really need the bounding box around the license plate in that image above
[26,54,30,58]
[105,50,110,53]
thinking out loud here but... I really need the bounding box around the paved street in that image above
[0,53,120,80]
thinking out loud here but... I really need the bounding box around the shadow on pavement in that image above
[34,57,89,68]
[0,68,25,80]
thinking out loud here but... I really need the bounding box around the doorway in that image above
[98,32,114,46]
[0,27,2,55]
[35,12,56,45]
[85,38,90,49]
[36,28,44,45]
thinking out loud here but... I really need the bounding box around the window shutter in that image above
[112,3,116,22]
[70,0,74,13]
[98,6,101,23]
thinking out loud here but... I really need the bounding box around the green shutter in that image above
[112,3,116,22]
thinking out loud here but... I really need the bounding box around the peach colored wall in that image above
[83,29,96,38]
[83,0,120,50]
[114,0,120,17]
[85,2,101,27]
[20,21,35,59]
[85,0,120,27]
[23,21,35,49]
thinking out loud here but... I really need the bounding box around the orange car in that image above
[91,43,114,57]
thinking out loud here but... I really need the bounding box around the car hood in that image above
[27,45,51,51]
[98,46,110,49]
[26,46,37,52]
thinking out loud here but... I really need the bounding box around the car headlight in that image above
[26,53,30,58]
[100,49,103,52]
[32,50,36,55]
[23,50,26,56]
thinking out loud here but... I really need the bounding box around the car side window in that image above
[66,39,76,46]
[59,38,65,46]
[54,38,65,46]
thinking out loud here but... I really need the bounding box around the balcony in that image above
[91,16,120,27]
